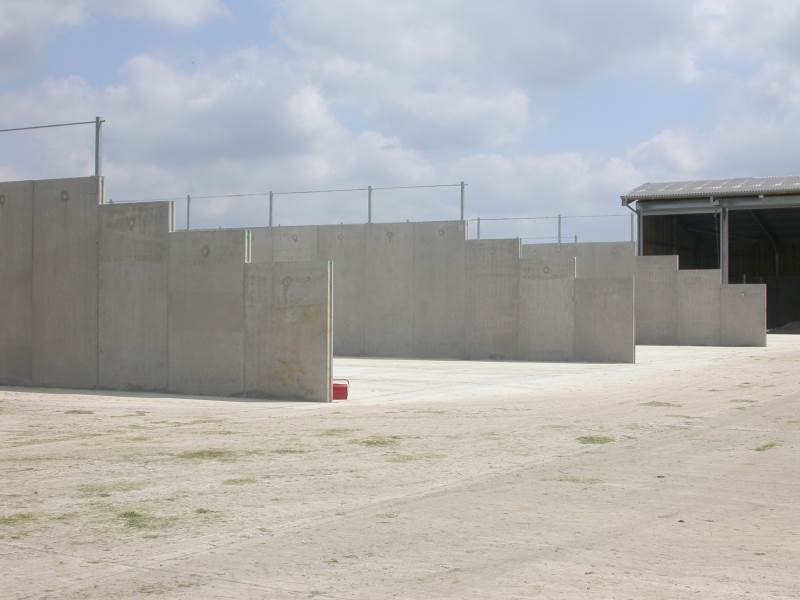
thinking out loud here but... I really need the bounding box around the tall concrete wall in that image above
[0,177,333,400]
[632,258,766,347]
[168,230,248,397]
[253,221,470,359]
[99,202,172,391]
[253,224,635,363]
[517,253,575,361]
[521,242,635,279]
[0,181,33,385]
[465,239,520,360]
[32,177,100,388]
[245,261,332,402]
[523,241,767,348]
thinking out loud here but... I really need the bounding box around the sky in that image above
[1,0,799,241]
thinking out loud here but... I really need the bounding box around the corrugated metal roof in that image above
[621,176,800,203]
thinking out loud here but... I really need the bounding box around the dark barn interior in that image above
[624,177,800,330]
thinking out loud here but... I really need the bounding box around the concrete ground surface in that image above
[1,338,799,599]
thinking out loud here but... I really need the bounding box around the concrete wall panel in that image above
[521,242,636,280]
[98,202,172,391]
[575,242,636,279]
[635,256,678,345]
[574,278,635,363]
[32,177,99,388]
[677,270,722,345]
[245,261,332,401]
[465,239,520,360]
[364,223,415,357]
[721,284,767,347]
[317,224,366,356]
[0,181,33,385]
[518,255,576,361]
[168,230,246,396]
[411,221,467,358]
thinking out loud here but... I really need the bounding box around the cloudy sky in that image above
[1,1,799,240]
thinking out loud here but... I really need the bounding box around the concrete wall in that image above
[168,230,248,397]
[98,202,172,391]
[465,239,520,360]
[32,177,100,388]
[254,224,635,363]
[253,221,470,359]
[517,253,575,361]
[245,261,332,402]
[0,177,332,400]
[521,242,636,279]
[168,230,332,400]
[523,242,767,348]
[634,256,678,345]
[0,181,33,385]
[633,258,766,347]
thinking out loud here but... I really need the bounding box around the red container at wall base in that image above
[332,379,349,400]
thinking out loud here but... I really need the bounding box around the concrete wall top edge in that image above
[100,200,172,211]
[3,175,101,186]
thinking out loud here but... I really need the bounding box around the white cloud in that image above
[102,0,227,27]
[0,0,226,73]
[4,1,800,238]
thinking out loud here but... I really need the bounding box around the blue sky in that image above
[1,1,799,241]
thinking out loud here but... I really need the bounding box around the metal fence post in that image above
[94,116,103,178]
[186,194,191,230]
[557,214,562,246]
[368,185,372,223]
[477,217,481,240]
[459,181,465,221]
[268,191,273,228]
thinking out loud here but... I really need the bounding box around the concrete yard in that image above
[2,339,799,599]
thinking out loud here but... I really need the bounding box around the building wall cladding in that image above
[0,177,332,401]
[253,223,637,363]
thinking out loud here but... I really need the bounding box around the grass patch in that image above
[64,409,94,415]
[553,476,604,485]
[641,401,679,407]
[0,513,35,526]
[576,435,615,445]
[318,428,360,437]
[271,448,306,455]
[351,436,402,448]
[118,510,176,530]
[223,477,257,486]
[176,449,236,461]
[385,453,444,463]
[754,441,779,452]
[78,481,140,498]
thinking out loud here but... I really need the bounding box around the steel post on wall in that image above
[186,194,191,230]
[637,211,644,256]
[557,214,562,246]
[476,217,481,239]
[268,191,273,228]
[94,116,103,178]
[460,181,465,221]
[367,185,372,224]
[719,206,729,284]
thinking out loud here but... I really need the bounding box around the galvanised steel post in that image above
[557,214,562,246]
[268,191,273,228]
[368,185,372,223]
[94,116,103,178]
[186,194,191,230]
[460,181,465,221]
[477,217,481,239]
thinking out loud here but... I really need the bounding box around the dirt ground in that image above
[2,337,799,599]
